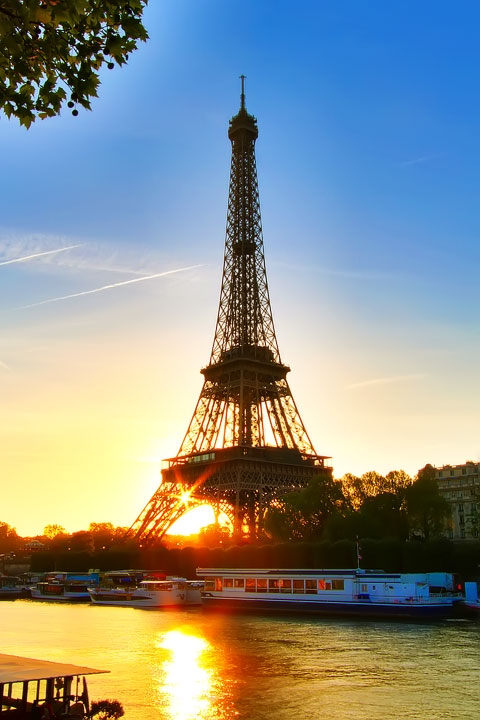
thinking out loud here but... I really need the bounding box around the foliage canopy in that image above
[0,0,148,127]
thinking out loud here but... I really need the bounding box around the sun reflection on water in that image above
[156,629,214,720]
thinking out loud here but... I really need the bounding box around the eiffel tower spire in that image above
[177,77,316,458]
[128,81,331,543]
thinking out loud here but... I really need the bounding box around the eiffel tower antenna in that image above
[127,81,332,543]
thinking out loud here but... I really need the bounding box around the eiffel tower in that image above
[128,79,332,544]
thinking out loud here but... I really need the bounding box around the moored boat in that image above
[460,581,480,615]
[0,653,108,718]
[0,575,30,600]
[30,572,100,602]
[197,568,461,620]
[88,576,203,608]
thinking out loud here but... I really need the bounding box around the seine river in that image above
[1,600,479,719]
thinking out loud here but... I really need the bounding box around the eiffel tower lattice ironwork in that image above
[128,79,332,544]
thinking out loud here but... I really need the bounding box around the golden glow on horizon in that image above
[157,630,212,720]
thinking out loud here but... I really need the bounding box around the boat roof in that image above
[196,568,389,576]
[0,654,109,684]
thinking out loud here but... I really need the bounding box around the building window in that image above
[462,467,467,475]
[471,504,477,512]
[458,504,464,512]
[473,529,479,538]
[450,469,455,477]
[459,515,465,525]
[461,529,466,538]
[439,471,443,478]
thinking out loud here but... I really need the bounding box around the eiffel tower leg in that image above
[233,480,242,538]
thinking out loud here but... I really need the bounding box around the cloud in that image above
[10,264,204,311]
[345,374,426,390]
[400,154,437,167]
[0,232,186,278]
[0,244,83,267]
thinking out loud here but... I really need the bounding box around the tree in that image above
[43,524,67,539]
[90,699,124,720]
[69,530,94,552]
[88,522,125,550]
[198,524,231,548]
[265,476,347,541]
[407,466,451,540]
[0,0,148,127]
[0,521,20,552]
[341,470,412,511]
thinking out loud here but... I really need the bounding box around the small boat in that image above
[0,652,108,718]
[88,576,203,608]
[460,581,480,615]
[30,572,100,602]
[0,575,30,600]
[197,568,461,620]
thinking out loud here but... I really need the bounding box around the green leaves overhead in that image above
[0,0,149,127]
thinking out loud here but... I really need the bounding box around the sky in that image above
[1,1,480,536]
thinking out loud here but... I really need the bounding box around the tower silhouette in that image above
[128,79,332,543]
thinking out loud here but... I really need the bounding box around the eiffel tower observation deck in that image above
[128,79,332,543]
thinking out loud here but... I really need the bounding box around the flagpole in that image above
[356,536,361,569]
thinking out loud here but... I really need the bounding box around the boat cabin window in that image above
[223,578,234,588]
[293,579,304,594]
[305,580,317,594]
[268,579,279,593]
[204,580,215,591]
[257,579,267,592]
[280,579,292,593]
[245,578,255,592]
[332,579,344,590]
[234,579,245,589]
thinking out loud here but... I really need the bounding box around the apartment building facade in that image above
[435,462,480,539]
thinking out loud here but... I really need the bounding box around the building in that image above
[435,462,479,539]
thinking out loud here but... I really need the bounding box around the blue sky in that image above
[1,1,479,535]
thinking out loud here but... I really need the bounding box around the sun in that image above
[166,505,216,536]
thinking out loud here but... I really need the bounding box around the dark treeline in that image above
[28,538,480,579]
[264,465,451,544]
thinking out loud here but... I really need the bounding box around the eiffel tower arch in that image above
[128,79,332,544]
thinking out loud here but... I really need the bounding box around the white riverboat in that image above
[88,577,203,608]
[197,568,461,620]
[30,572,99,602]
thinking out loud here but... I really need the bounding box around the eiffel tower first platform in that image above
[128,79,332,544]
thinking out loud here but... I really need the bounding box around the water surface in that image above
[1,600,479,719]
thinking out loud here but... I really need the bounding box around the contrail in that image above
[346,374,425,390]
[0,244,83,266]
[12,265,204,310]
